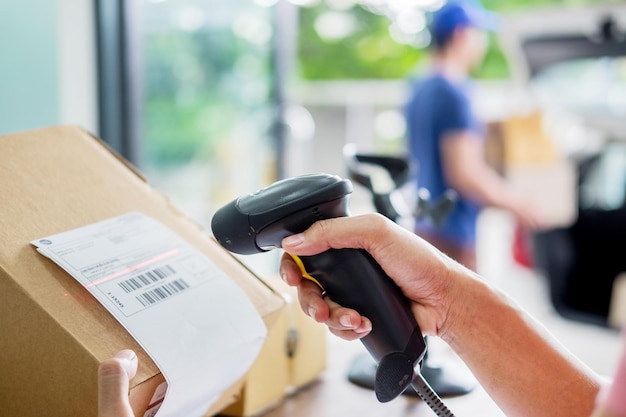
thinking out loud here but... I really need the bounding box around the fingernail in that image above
[115,349,136,362]
[339,315,352,328]
[308,307,316,320]
[283,233,305,247]
[356,321,372,334]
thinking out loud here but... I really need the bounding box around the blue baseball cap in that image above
[431,1,500,46]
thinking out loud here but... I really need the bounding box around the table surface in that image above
[256,334,506,417]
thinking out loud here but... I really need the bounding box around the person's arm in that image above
[589,330,626,417]
[440,131,544,229]
[280,214,601,417]
[445,269,600,417]
[98,350,137,417]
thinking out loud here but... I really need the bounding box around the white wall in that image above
[58,0,99,134]
[0,0,98,135]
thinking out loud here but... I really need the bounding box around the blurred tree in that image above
[142,13,271,166]
[144,30,242,165]
[297,0,619,81]
[298,5,427,79]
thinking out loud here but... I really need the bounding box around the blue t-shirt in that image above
[404,73,483,247]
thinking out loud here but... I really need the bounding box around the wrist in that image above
[436,264,496,345]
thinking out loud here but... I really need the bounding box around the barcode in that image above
[135,279,190,306]
[118,265,176,293]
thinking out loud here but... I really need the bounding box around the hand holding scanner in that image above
[211,173,455,416]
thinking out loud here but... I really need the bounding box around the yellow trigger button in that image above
[289,254,324,290]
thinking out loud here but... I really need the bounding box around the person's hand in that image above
[279,213,466,341]
[590,333,626,417]
[504,187,556,232]
[279,214,607,417]
[98,349,138,417]
[512,194,549,231]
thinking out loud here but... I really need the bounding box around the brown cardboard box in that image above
[274,277,327,390]
[0,126,285,417]
[219,276,327,417]
[609,273,626,329]
[486,111,562,170]
[486,111,578,228]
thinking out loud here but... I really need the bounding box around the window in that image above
[131,0,279,227]
[95,0,288,275]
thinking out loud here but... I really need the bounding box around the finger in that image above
[98,350,138,417]
[328,326,372,341]
[279,252,303,287]
[325,298,372,336]
[297,279,330,323]
[281,214,395,256]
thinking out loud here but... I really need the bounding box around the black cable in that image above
[411,371,456,417]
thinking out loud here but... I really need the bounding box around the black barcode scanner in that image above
[211,173,455,416]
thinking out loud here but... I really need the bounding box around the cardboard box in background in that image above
[609,273,626,329]
[275,276,327,390]
[486,111,563,170]
[0,126,285,417]
[219,276,327,417]
[486,111,578,228]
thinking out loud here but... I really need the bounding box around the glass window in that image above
[138,0,278,228]
[531,57,626,121]
[530,56,626,211]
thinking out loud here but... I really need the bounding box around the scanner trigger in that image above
[288,254,325,290]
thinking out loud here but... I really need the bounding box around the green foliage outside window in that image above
[298,5,427,79]
[297,0,620,81]
[142,23,271,166]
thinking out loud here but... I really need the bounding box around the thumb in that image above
[98,349,138,417]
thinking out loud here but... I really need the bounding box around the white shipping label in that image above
[32,211,267,417]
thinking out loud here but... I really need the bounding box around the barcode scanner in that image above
[211,173,455,416]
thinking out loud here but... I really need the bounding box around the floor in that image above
[241,206,623,417]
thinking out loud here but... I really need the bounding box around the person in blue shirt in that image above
[405,1,544,271]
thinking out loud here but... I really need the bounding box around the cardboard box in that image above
[486,111,578,228]
[609,273,626,329]
[275,276,327,390]
[0,126,285,417]
[505,162,577,228]
[486,111,562,170]
[219,276,327,417]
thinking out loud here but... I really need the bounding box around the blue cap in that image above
[431,1,499,46]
